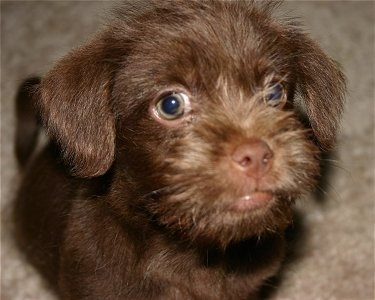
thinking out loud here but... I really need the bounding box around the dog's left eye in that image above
[264,83,286,107]
[155,92,190,120]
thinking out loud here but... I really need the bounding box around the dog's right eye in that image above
[154,92,190,121]
[263,83,286,108]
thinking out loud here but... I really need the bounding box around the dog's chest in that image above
[138,237,284,299]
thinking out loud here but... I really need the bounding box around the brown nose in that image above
[231,140,273,178]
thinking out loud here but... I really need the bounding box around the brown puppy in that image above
[14,1,345,299]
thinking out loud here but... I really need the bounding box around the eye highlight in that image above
[263,83,286,108]
[154,92,191,121]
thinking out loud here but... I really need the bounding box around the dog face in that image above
[37,1,345,246]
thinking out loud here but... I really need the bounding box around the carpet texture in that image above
[1,1,374,299]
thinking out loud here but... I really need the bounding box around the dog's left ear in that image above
[292,31,346,150]
[38,36,117,177]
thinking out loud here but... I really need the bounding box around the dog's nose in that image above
[231,140,273,178]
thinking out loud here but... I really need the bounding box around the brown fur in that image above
[14,1,345,299]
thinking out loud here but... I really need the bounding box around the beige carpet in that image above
[1,1,374,299]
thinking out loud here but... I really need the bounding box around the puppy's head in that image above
[37,1,345,246]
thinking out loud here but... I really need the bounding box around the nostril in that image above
[231,139,273,177]
[262,151,273,164]
[239,156,252,167]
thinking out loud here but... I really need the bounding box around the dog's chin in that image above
[229,191,274,212]
[149,190,294,248]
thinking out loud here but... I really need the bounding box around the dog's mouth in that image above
[230,191,273,212]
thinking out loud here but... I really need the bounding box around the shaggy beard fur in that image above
[116,90,320,247]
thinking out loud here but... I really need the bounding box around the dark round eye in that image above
[264,83,285,107]
[155,92,190,120]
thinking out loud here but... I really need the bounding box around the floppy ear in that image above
[38,37,116,177]
[293,31,346,150]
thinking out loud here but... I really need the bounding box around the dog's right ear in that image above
[290,30,346,150]
[38,36,117,177]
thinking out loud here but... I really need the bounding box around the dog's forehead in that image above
[116,0,292,91]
